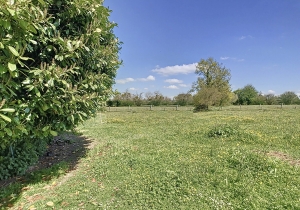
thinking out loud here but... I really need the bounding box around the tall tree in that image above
[279,91,300,105]
[264,94,278,105]
[174,93,193,106]
[234,84,258,105]
[192,58,232,110]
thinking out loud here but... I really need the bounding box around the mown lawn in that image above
[1,106,300,209]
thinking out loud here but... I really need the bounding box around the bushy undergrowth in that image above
[0,139,48,180]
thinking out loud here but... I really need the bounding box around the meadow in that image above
[1,106,300,209]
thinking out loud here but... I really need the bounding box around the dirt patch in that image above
[267,151,300,166]
[0,132,95,188]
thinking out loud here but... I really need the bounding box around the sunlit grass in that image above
[2,106,300,209]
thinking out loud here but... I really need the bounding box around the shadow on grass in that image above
[0,132,93,209]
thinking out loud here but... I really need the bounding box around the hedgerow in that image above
[0,0,121,179]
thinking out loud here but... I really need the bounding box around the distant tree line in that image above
[107,91,194,107]
[233,85,300,105]
[109,87,300,108]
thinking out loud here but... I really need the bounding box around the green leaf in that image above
[53,100,61,105]
[42,104,49,111]
[38,0,46,5]
[7,8,15,16]
[22,78,31,85]
[28,25,37,34]
[0,64,7,74]
[50,130,58,136]
[0,42,4,49]
[26,85,34,91]
[29,39,37,45]
[19,56,30,60]
[8,62,16,71]
[0,108,15,112]
[35,88,41,97]
[4,128,12,136]
[8,46,19,56]
[42,126,49,131]
[0,113,11,122]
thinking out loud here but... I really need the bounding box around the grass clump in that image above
[208,124,239,138]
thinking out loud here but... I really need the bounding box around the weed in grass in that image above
[208,124,239,138]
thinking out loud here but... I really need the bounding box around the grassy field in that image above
[1,106,300,209]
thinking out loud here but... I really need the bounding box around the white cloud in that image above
[164,85,179,89]
[116,78,135,84]
[220,57,245,62]
[267,90,276,94]
[152,63,197,76]
[129,87,137,91]
[179,84,188,87]
[138,75,155,81]
[164,79,183,84]
[220,57,230,60]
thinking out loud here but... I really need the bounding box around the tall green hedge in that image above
[0,0,121,179]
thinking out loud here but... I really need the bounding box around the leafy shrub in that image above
[0,0,121,179]
[0,139,49,180]
[193,104,209,112]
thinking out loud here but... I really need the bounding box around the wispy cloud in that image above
[164,79,183,84]
[116,78,135,84]
[138,75,155,81]
[220,57,245,62]
[179,84,188,87]
[164,85,179,89]
[129,87,138,91]
[239,35,253,40]
[220,57,230,60]
[239,36,246,40]
[152,63,197,76]
[117,75,155,84]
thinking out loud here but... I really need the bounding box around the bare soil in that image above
[267,151,300,166]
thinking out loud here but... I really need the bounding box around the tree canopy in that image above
[279,91,300,105]
[192,58,232,110]
[234,84,259,105]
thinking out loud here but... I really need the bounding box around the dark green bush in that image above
[0,0,121,179]
[0,139,49,180]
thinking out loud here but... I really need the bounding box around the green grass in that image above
[1,106,300,209]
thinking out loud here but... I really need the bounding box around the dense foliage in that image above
[234,84,259,105]
[234,85,300,105]
[0,0,121,179]
[192,58,234,111]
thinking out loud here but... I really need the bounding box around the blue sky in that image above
[104,0,300,98]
